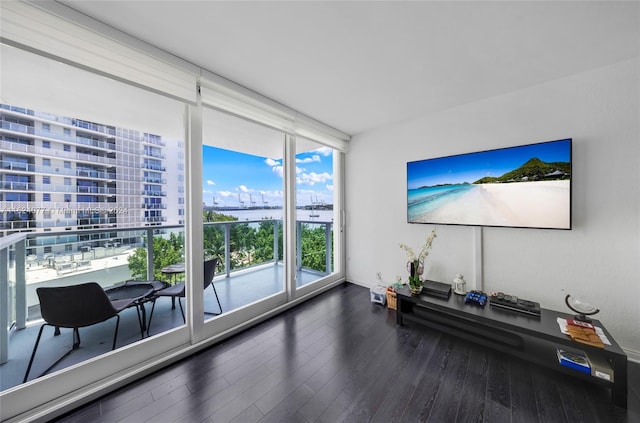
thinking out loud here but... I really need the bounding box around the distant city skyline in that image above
[202,145,334,208]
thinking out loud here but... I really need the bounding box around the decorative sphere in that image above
[565,294,599,322]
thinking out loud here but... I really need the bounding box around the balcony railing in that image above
[143,216,167,223]
[142,190,167,196]
[1,219,333,367]
[0,139,119,166]
[0,233,26,364]
[1,121,153,156]
[142,203,167,209]
[141,163,165,171]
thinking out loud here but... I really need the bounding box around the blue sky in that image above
[407,139,571,189]
[202,145,334,207]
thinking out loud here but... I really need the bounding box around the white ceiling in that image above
[58,1,639,137]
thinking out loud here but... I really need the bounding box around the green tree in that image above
[252,220,283,263]
[203,210,237,222]
[230,223,257,269]
[300,224,330,272]
[203,224,226,272]
[127,235,183,281]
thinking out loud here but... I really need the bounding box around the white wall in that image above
[345,58,640,358]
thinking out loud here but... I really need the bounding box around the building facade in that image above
[0,103,184,257]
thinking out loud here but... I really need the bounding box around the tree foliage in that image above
[300,224,332,272]
[130,212,332,279]
[127,232,184,281]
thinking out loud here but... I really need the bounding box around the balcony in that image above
[141,134,166,147]
[142,177,166,184]
[142,203,167,209]
[141,163,165,171]
[0,219,333,391]
[0,121,117,153]
[76,169,117,179]
[1,181,32,191]
[143,150,166,159]
[144,216,167,223]
[142,190,167,196]
[0,139,119,166]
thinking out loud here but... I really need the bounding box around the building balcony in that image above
[0,183,125,195]
[0,160,34,172]
[0,139,119,167]
[142,203,167,209]
[1,181,32,191]
[76,169,116,179]
[144,216,167,223]
[0,219,333,391]
[142,190,167,197]
[0,118,153,157]
[0,121,116,152]
[142,177,166,184]
[141,163,166,171]
[76,186,117,195]
[75,135,116,151]
[141,134,166,147]
[143,150,166,159]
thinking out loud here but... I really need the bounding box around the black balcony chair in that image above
[146,258,222,335]
[23,282,141,383]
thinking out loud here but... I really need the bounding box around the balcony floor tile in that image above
[1,265,323,391]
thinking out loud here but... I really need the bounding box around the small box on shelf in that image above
[557,348,591,374]
[588,353,615,382]
[370,285,387,306]
[386,287,397,310]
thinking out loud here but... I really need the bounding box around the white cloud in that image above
[297,171,333,186]
[237,185,251,193]
[267,157,285,179]
[296,155,321,164]
[314,146,332,156]
[272,165,283,178]
[206,180,216,186]
[219,191,233,197]
[326,184,334,191]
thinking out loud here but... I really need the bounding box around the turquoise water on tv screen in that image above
[407,184,476,222]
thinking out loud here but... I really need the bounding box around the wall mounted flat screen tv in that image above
[407,138,572,229]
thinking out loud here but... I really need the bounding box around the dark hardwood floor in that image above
[53,282,640,423]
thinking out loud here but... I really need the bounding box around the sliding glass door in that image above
[0,43,187,393]
[1,4,347,419]
[199,107,288,334]
[294,137,339,291]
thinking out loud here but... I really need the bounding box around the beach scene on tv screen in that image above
[407,139,571,229]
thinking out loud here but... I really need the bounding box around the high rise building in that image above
[0,103,184,257]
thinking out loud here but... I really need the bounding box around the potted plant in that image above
[400,229,437,295]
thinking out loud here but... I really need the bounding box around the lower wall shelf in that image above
[395,285,628,408]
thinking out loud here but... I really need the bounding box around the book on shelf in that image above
[557,348,591,374]
[565,318,595,330]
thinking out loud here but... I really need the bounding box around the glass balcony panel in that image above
[295,137,335,287]
[0,222,329,391]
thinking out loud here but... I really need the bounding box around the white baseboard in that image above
[345,278,370,288]
[623,348,640,363]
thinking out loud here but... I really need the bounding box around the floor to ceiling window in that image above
[295,137,338,290]
[1,3,347,420]
[199,107,288,333]
[0,42,188,394]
